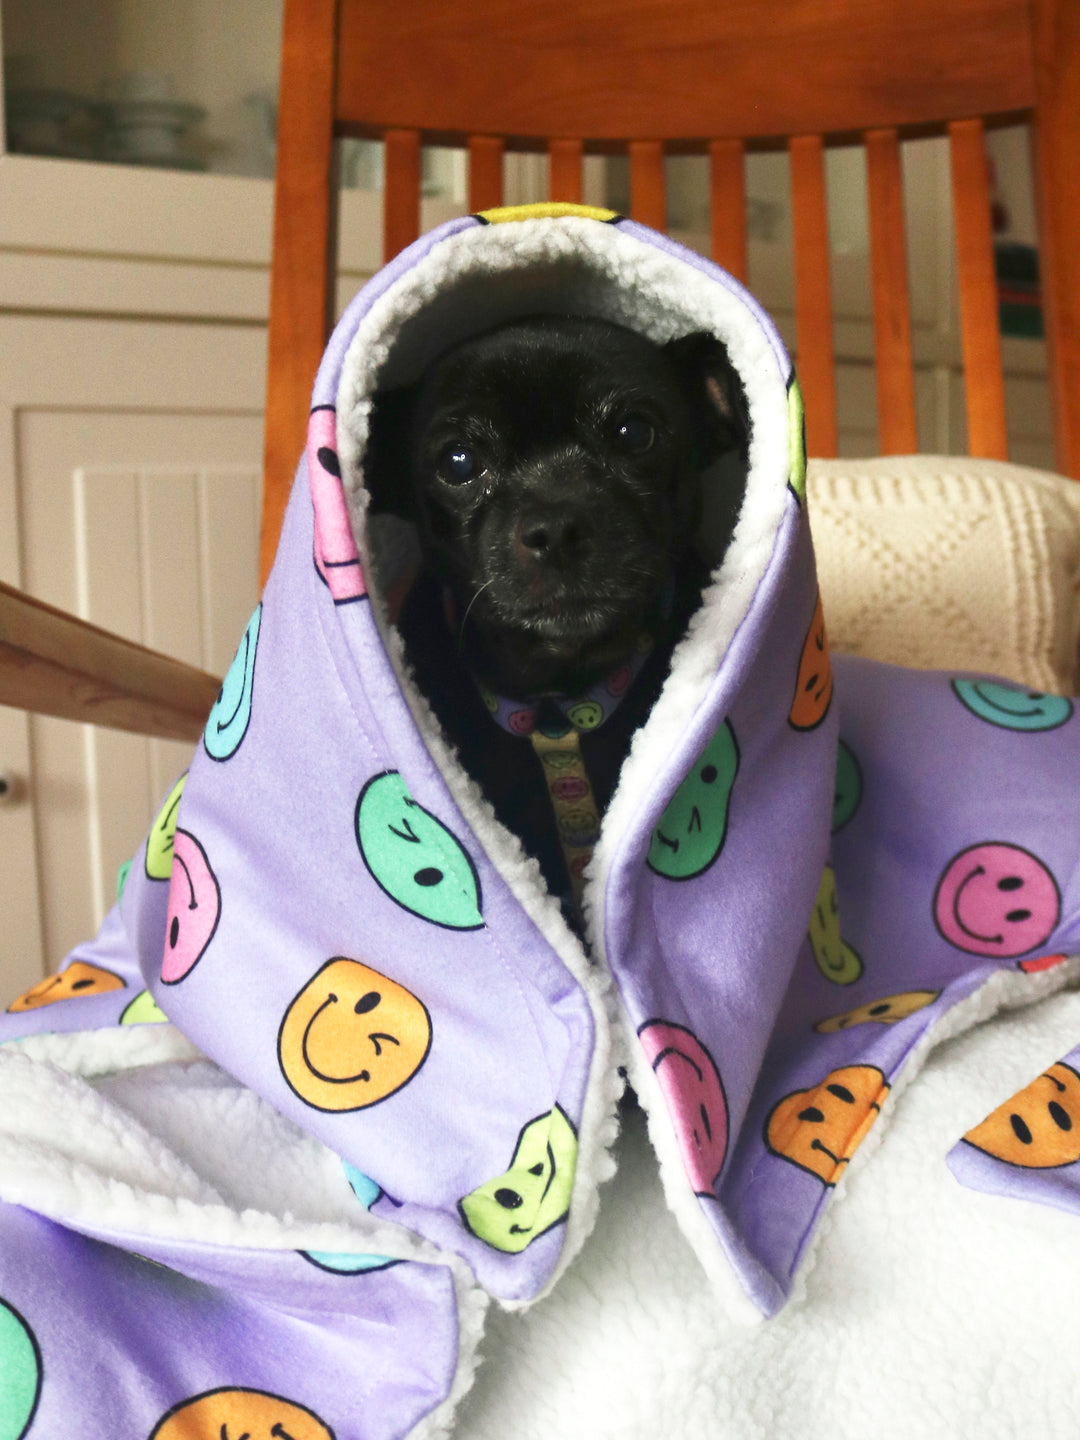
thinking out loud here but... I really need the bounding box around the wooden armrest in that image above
[0,581,222,742]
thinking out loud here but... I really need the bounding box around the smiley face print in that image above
[310,404,366,605]
[145,773,187,880]
[832,740,861,832]
[203,604,261,761]
[951,678,1073,733]
[356,772,483,929]
[814,989,940,1034]
[933,842,1060,958]
[7,960,125,1013]
[161,830,221,984]
[0,1298,41,1440]
[647,720,739,880]
[765,1065,889,1185]
[638,1020,728,1194]
[459,1106,578,1253]
[787,376,807,500]
[962,1062,1080,1169]
[150,1387,335,1440]
[120,990,169,1026]
[278,957,431,1113]
[789,591,832,730]
[807,865,863,985]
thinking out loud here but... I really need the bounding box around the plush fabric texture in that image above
[1,205,1079,1439]
[809,456,1080,692]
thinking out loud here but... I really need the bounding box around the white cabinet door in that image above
[0,313,265,998]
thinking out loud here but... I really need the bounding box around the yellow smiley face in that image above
[7,961,125,1013]
[815,989,941,1034]
[807,865,863,986]
[963,1062,1080,1168]
[150,1387,334,1440]
[278,957,431,1112]
[765,1064,889,1185]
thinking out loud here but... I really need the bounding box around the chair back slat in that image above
[383,128,422,263]
[1031,0,1080,478]
[629,141,665,231]
[549,139,584,204]
[865,128,918,454]
[468,135,504,211]
[262,0,339,585]
[709,139,747,283]
[949,118,1008,459]
[789,135,837,458]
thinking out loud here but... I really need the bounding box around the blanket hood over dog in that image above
[3,204,1080,1439]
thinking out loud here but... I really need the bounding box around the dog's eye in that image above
[437,444,479,485]
[613,414,656,453]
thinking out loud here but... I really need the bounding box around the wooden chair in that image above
[263,0,1080,587]
[2,0,1079,743]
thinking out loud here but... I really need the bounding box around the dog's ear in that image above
[663,332,750,467]
[363,385,417,517]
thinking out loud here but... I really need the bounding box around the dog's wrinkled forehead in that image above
[413,317,691,440]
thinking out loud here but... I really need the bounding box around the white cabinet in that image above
[0,149,466,995]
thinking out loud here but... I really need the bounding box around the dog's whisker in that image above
[458,579,495,647]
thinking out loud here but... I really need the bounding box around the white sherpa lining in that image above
[333,217,791,1312]
[453,979,1080,1440]
[0,1030,489,1440]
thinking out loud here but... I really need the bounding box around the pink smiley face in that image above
[508,709,535,735]
[638,1020,728,1195]
[308,406,367,604]
[607,665,630,697]
[933,842,1060,958]
[551,776,589,801]
[162,829,221,983]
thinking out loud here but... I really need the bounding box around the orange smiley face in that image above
[963,1061,1080,1169]
[789,592,833,730]
[150,1386,334,1440]
[278,957,431,1112]
[765,1064,889,1184]
[7,961,125,1013]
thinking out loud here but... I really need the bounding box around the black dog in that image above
[366,315,748,910]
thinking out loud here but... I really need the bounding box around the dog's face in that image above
[367,315,747,696]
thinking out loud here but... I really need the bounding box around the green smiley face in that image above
[951,678,1073,732]
[145,773,187,881]
[204,603,261,760]
[566,700,603,730]
[459,1106,578,1253]
[832,740,862,832]
[0,1298,41,1440]
[788,377,807,500]
[356,771,483,929]
[647,720,739,879]
[120,990,169,1026]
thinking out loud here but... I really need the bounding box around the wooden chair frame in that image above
[2,0,1078,746]
[264,0,1080,585]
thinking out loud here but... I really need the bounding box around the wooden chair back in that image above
[264,0,1080,583]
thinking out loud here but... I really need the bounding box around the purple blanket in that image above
[1,205,1077,1438]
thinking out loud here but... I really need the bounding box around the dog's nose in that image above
[516,512,584,560]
